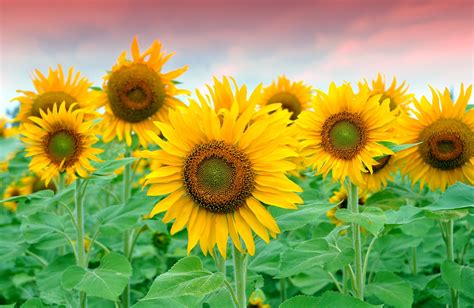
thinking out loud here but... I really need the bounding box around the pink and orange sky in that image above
[0,0,473,115]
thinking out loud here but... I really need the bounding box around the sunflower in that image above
[98,37,188,147]
[13,65,97,123]
[2,182,32,212]
[297,83,396,184]
[248,290,270,308]
[259,75,312,121]
[21,174,57,193]
[397,85,473,191]
[139,91,302,258]
[360,153,401,192]
[21,103,103,185]
[360,73,413,114]
[327,187,368,226]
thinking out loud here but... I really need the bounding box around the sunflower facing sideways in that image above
[360,73,413,114]
[397,84,473,191]
[98,37,188,147]
[21,103,103,185]
[297,83,396,184]
[13,65,96,123]
[360,153,401,192]
[2,182,32,212]
[138,86,303,258]
[260,75,313,120]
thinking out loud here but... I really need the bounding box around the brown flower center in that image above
[31,91,77,118]
[267,91,302,120]
[183,140,254,213]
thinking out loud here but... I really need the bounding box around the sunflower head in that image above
[360,73,413,114]
[13,65,97,123]
[248,290,270,308]
[21,103,103,185]
[21,174,57,193]
[99,37,189,147]
[327,187,367,225]
[138,84,302,258]
[297,82,396,184]
[398,84,473,191]
[2,182,32,212]
[260,75,312,120]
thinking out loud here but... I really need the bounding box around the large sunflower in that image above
[397,85,473,191]
[260,75,313,120]
[21,103,103,185]
[360,73,412,114]
[13,65,96,123]
[297,83,396,184]
[139,93,302,258]
[98,37,188,147]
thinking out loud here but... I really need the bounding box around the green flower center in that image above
[419,118,473,170]
[267,91,302,120]
[322,111,367,160]
[183,141,254,214]
[46,130,81,167]
[107,63,166,123]
[31,91,76,118]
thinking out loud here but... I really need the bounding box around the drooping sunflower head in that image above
[360,153,401,192]
[21,103,103,185]
[21,173,57,193]
[260,75,313,121]
[398,84,474,191]
[99,37,189,146]
[138,94,302,258]
[248,290,270,308]
[327,186,367,226]
[297,82,396,184]
[13,65,97,123]
[359,73,413,114]
[2,182,32,212]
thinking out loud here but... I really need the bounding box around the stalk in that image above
[443,219,459,308]
[121,156,132,308]
[232,246,248,308]
[347,180,364,300]
[57,173,66,255]
[75,179,87,308]
[411,247,417,275]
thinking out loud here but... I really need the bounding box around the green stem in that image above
[328,272,343,293]
[342,266,349,294]
[411,247,417,275]
[362,235,377,285]
[57,173,66,255]
[232,246,248,308]
[121,156,132,308]
[280,278,287,303]
[25,250,48,267]
[347,180,364,300]
[444,219,459,308]
[75,179,87,308]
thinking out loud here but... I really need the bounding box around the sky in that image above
[0,0,473,116]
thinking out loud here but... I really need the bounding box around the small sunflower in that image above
[2,182,32,211]
[13,65,96,123]
[260,75,312,120]
[248,290,270,308]
[360,73,413,114]
[327,187,368,226]
[139,89,302,258]
[21,174,57,193]
[360,153,401,192]
[297,83,396,184]
[397,85,473,191]
[98,37,188,146]
[21,103,103,185]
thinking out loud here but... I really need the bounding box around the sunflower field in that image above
[0,37,473,308]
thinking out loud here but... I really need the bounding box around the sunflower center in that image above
[46,130,81,166]
[419,118,473,170]
[322,112,367,160]
[372,155,391,173]
[183,140,254,214]
[107,63,166,123]
[31,91,76,117]
[267,92,302,120]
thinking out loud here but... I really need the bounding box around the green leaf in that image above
[96,196,153,232]
[274,202,337,231]
[441,261,474,298]
[140,256,224,301]
[0,189,54,205]
[20,298,44,308]
[90,86,102,91]
[335,206,386,235]
[61,252,132,301]
[94,157,137,175]
[37,254,75,304]
[280,295,320,308]
[425,182,474,211]
[316,291,382,307]
[385,205,424,225]
[0,225,28,262]
[248,240,284,276]
[366,271,414,308]
[378,141,422,153]
[132,296,198,308]
[277,239,353,278]
[20,212,68,244]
